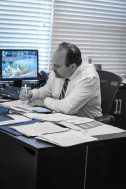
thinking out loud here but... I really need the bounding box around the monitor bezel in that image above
[0,49,39,81]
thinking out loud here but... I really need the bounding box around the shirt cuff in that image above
[31,89,40,100]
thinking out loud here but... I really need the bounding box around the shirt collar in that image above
[69,63,83,81]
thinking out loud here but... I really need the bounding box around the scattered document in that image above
[77,121,104,129]
[3,101,94,124]
[3,100,43,113]
[57,121,125,137]
[8,114,31,122]
[0,98,11,103]
[58,121,85,131]
[10,121,69,137]
[66,117,93,124]
[24,112,79,122]
[0,120,18,126]
[36,130,97,147]
[0,114,31,126]
[82,124,125,136]
[58,120,103,131]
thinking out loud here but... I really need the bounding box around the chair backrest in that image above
[97,70,122,115]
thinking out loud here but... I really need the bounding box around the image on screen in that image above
[1,50,38,80]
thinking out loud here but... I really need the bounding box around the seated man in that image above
[20,42,102,118]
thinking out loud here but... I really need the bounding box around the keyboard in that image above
[0,86,21,100]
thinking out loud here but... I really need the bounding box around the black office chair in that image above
[95,70,122,124]
[38,70,48,87]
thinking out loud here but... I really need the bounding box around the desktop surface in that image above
[0,115,126,189]
[0,119,126,150]
[0,122,126,189]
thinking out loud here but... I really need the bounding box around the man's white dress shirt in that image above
[32,62,102,118]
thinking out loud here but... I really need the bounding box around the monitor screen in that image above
[0,50,38,81]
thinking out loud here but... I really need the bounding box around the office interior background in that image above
[0,0,126,79]
[0,2,126,189]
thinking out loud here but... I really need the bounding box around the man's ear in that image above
[70,63,77,70]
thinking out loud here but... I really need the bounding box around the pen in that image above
[25,84,28,97]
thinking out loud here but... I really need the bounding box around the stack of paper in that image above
[36,130,97,147]
[10,122,69,137]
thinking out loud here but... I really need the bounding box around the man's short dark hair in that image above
[58,42,82,67]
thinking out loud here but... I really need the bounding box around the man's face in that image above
[52,48,73,78]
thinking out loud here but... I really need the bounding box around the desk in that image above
[0,128,126,189]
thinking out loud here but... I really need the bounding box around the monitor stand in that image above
[13,80,22,88]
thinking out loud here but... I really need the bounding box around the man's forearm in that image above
[31,85,52,100]
[44,97,78,115]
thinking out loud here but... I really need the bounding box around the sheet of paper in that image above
[77,121,103,129]
[36,130,97,147]
[0,114,31,126]
[82,124,125,136]
[24,112,78,122]
[8,114,31,122]
[66,117,93,124]
[3,100,43,113]
[58,120,103,131]
[10,122,69,137]
[0,98,11,103]
[0,120,18,126]
[58,121,85,131]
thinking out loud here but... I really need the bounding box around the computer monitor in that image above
[0,49,38,87]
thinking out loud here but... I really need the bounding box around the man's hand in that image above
[28,99,44,107]
[19,90,33,101]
